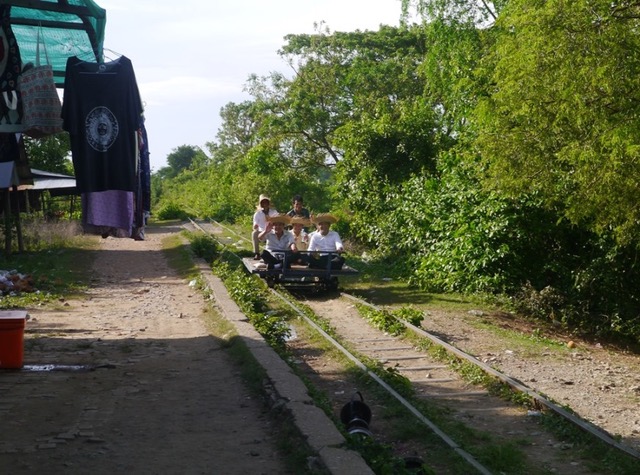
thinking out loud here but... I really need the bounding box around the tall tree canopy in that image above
[152,4,640,340]
[475,0,640,244]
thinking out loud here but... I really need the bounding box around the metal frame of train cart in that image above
[242,251,358,291]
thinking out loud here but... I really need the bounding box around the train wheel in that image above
[328,277,339,292]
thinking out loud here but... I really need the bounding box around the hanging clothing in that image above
[61,55,143,193]
[82,190,134,237]
[138,119,151,214]
[131,118,150,240]
[0,132,19,162]
[0,5,23,133]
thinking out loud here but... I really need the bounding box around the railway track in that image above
[185,218,640,473]
[277,291,494,474]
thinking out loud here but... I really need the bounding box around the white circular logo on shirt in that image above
[85,107,119,152]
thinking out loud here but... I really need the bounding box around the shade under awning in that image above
[2,0,106,87]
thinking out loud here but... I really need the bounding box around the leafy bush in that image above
[358,305,406,336]
[341,149,640,342]
[188,233,220,263]
[512,283,566,322]
[391,306,424,327]
[155,202,189,220]
[214,263,291,348]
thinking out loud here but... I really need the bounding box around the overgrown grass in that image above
[0,219,95,309]
[183,230,222,263]
[6,217,84,252]
[161,230,201,281]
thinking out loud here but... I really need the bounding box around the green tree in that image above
[23,134,73,174]
[275,25,442,219]
[475,0,640,244]
[239,24,432,175]
[165,145,207,178]
[211,101,261,163]
[401,0,505,24]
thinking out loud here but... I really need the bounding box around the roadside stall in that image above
[0,0,150,255]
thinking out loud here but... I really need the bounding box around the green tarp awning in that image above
[2,0,106,87]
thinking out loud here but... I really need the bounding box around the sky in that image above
[97,0,405,172]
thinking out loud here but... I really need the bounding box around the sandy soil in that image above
[415,306,640,452]
[0,225,292,475]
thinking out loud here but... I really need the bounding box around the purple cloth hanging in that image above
[82,190,133,237]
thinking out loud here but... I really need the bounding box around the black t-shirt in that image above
[287,208,310,219]
[62,56,143,192]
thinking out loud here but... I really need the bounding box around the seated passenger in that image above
[252,194,278,260]
[307,213,345,270]
[289,216,310,265]
[286,194,311,220]
[258,214,296,269]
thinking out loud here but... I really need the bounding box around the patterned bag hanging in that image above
[17,26,63,138]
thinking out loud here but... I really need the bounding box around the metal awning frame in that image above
[2,0,106,86]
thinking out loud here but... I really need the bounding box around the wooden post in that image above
[4,188,11,258]
[15,190,23,253]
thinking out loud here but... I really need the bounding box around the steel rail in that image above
[341,292,640,461]
[272,290,493,475]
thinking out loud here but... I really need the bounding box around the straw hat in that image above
[289,216,310,226]
[311,213,338,224]
[267,213,291,225]
[257,194,271,206]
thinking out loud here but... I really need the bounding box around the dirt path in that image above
[0,225,291,474]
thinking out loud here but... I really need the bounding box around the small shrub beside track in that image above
[214,262,291,349]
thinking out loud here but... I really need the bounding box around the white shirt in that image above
[308,230,343,253]
[252,208,278,232]
[262,231,294,258]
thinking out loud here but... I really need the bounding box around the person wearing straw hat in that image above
[252,194,278,260]
[258,213,297,270]
[289,215,311,265]
[307,213,345,270]
[289,216,310,250]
